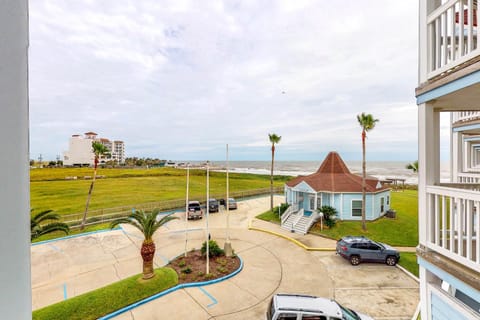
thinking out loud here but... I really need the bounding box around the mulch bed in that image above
[168,250,240,284]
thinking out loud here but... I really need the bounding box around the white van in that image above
[266,294,374,320]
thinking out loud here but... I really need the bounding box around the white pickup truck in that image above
[187,201,203,220]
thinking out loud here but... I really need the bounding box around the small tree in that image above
[319,205,337,228]
[201,240,224,258]
[110,209,178,279]
[81,141,109,230]
[406,160,418,173]
[31,209,69,241]
[268,133,281,210]
[357,112,379,231]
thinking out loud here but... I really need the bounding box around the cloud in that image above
[29,0,421,161]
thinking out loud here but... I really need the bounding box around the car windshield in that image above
[337,303,360,320]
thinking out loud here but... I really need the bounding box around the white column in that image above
[0,1,31,318]
[451,130,463,182]
[418,103,440,246]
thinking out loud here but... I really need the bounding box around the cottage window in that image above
[380,197,385,213]
[386,196,390,205]
[352,200,362,216]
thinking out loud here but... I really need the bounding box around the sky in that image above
[29,0,443,162]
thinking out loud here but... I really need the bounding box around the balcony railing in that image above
[452,111,480,123]
[427,0,479,78]
[457,173,480,183]
[426,185,480,273]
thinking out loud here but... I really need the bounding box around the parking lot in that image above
[31,196,419,319]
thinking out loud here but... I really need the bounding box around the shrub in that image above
[216,257,227,266]
[201,240,225,257]
[181,266,192,274]
[216,266,228,274]
[178,260,186,267]
[319,205,337,228]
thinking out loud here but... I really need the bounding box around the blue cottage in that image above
[282,152,391,234]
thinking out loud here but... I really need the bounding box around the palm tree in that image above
[80,141,109,230]
[31,209,69,241]
[406,160,419,173]
[110,209,178,279]
[269,133,281,210]
[357,113,379,231]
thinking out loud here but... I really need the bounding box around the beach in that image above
[176,160,451,185]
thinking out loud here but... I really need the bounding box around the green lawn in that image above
[31,167,289,216]
[31,223,112,243]
[309,190,419,246]
[398,252,419,277]
[32,267,178,320]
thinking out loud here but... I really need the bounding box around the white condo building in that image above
[417,1,480,319]
[63,132,125,166]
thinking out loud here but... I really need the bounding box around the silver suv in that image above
[266,293,374,320]
[336,236,400,266]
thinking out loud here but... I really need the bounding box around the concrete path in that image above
[31,196,419,319]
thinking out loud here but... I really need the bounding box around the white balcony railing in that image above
[426,185,480,273]
[452,111,480,123]
[427,0,480,79]
[458,173,480,183]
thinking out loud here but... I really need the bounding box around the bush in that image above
[181,266,192,274]
[201,240,225,257]
[319,205,337,228]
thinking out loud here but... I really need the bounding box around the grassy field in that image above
[32,267,178,320]
[31,167,289,216]
[309,190,419,246]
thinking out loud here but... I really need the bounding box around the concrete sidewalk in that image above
[31,195,419,319]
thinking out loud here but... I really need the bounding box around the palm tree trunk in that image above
[81,158,98,230]
[270,145,275,210]
[141,240,156,279]
[361,131,367,231]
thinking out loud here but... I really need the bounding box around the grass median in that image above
[32,267,178,320]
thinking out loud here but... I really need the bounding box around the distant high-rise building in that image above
[63,132,125,166]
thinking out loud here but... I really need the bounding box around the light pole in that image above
[206,161,210,274]
[224,144,233,256]
[184,163,190,257]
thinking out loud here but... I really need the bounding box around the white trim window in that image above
[352,200,362,217]
[317,194,322,209]
[380,197,385,213]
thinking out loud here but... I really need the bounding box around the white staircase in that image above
[281,208,318,235]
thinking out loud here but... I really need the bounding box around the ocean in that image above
[184,160,451,185]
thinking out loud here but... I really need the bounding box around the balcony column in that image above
[419,103,440,244]
[451,125,463,182]
[0,1,31,319]
[418,102,441,320]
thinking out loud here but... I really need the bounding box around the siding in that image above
[431,292,468,320]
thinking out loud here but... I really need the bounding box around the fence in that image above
[64,187,284,228]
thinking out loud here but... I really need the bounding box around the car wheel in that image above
[350,255,360,266]
[386,256,397,266]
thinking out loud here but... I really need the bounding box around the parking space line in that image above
[63,283,67,300]
[198,286,218,308]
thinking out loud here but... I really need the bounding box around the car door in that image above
[366,242,383,262]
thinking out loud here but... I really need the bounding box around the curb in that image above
[248,220,335,252]
[31,227,122,246]
[98,256,244,319]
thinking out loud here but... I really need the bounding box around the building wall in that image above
[64,136,94,166]
[0,1,31,318]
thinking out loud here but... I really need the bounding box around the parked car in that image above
[187,201,203,220]
[266,293,374,320]
[336,235,400,266]
[208,198,219,213]
[227,198,237,210]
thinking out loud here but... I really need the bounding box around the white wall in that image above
[0,1,31,318]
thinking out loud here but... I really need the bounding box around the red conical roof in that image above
[286,152,389,193]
